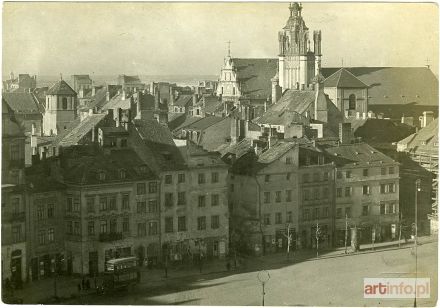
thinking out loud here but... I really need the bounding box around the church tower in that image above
[277,3,322,91]
[43,78,78,136]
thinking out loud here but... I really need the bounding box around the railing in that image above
[99,232,123,242]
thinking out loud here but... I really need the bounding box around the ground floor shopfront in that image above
[1,243,27,287]
[334,221,400,247]
[29,252,64,281]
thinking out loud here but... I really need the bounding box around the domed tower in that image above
[43,77,78,136]
[278,3,321,91]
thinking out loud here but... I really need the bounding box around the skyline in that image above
[3,2,439,77]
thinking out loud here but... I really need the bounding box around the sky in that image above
[2,1,439,77]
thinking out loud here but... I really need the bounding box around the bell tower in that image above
[277,3,321,91]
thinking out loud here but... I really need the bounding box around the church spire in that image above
[289,2,301,17]
[227,40,231,57]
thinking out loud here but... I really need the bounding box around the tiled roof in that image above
[397,118,438,157]
[179,116,224,131]
[172,116,203,132]
[324,68,368,88]
[173,95,193,107]
[258,141,297,164]
[62,147,157,185]
[322,67,438,105]
[323,142,396,167]
[233,58,277,100]
[100,126,128,135]
[254,90,315,125]
[348,118,415,143]
[131,119,187,172]
[216,138,254,159]
[56,114,107,147]
[2,92,42,114]
[101,94,131,110]
[2,99,25,137]
[47,80,77,96]
[203,96,224,114]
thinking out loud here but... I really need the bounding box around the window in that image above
[137,183,146,195]
[336,188,342,198]
[10,144,20,161]
[178,173,185,183]
[149,182,157,193]
[197,216,206,230]
[62,97,68,110]
[264,192,271,204]
[362,205,369,216]
[165,193,174,207]
[177,192,186,205]
[211,215,220,229]
[313,208,319,220]
[198,195,206,207]
[122,194,129,210]
[345,187,352,197]
[48,228,54,242]
[345,207,351,218]
[381,167,386,175]
[323,207,329,218]
[149,221,158,235]
[263,214,271,225]
[303,174,310,183]
[323,172,329,181]
[285,157,292,164]
[389,167,395,175]
[198,173,206,184]
[336,208,342,219]
[348,94,356,110]
[363,169,369,177]
[336,171,342,179]
[275,191,281,203]
[67,197,73,212]
[346,171,352,178]
[87,197,95,212]
[38,230,46,245]
[286,190,292,202]
[165,175,172,184]
[323,187,329,199]
[148,199,158,213]
[380,202,386,215]
[137,223,146,236]
[74,222,80,235]
[265,175,270,183]
[388,202,396,214]
[37,204,45,220]
[165,217,173,233]
[211,194,219,206]
[286,211,292,223]
[100,220,107,234]
[109,196,117,210]
[178,216,187,231]
[12,225,22,243]
[313,187,320,200]
[211,172,219,183]
[119,169,126,179]
[123,217,129,232]
[275,212,282,224]
[303,189,310,201]
[303,209,310,221]
[88,221,95,235]
[98,171,106,181]
[73,199,80,212]
[11,198,20,213]
[66,221,73,234]
[137,201,146,213]
[362,185,370,195]
[230,184,234,192]
[313,173,320,182]
[286,173,291,180]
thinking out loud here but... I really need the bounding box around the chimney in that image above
[121,89,126,100]
[301,84,305,91]
[339,123,352,144]
[92,86,96,96]
[106,91,110,101]
[244,120,249,138]
[192,94,198,106]
[264,101,267,112]
[356,112,360,119]
[169,87,175,105]
[79,87,84,98]
[362,112,367,120]
[421,111,434,128]
[230,117,238,144]
[154,88,160,110]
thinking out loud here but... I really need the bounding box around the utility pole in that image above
[398,212,402,248]
[414,179,421,307]
[283,223,292,260]
[344,213,348,254]
[316,220,320,258]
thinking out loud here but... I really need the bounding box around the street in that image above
[64,241,437,306]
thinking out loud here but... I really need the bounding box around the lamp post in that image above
[414,179,421,307]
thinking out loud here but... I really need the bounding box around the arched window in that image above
[62,97,68,110]
[348,94,356,110]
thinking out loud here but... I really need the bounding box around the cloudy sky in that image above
[3,2,438,76]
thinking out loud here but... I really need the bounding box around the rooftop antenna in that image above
[227,40,232,57]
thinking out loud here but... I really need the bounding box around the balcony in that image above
[3,211,25,222]
[99,232,123,242]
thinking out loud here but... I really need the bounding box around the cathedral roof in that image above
[321,66,438,105]
[232,58,278,100]
[2,92,42,114]
[323,68,369,89]
[47,79,77,96]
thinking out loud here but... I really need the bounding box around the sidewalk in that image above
[10,235,438,304]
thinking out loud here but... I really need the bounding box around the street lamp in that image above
[257,270,270,306]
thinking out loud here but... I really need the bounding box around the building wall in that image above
[43,94,77,136]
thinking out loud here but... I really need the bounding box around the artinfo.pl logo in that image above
[364,278,430,299]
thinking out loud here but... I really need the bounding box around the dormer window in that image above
[119,169,126,179]
[139,165,148,173]
[98,171,106,181]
